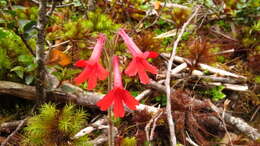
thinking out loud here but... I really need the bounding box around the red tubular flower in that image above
[74,34,109,90]
[118,29,158,84]
[96,56,139,118]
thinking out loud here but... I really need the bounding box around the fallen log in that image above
[0,81,158,113]
[0,81,259,140]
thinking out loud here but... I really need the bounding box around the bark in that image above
[36,0,48,102]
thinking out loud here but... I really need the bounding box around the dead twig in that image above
[149,110,163,141]
[165,6,200,146]
[208,101,260,140]
[250,105,260,121]
[135,89,151,101]
[0,119,28,132]
[161,53,246,79]
[73,118,107,139]
[209,101,233,146]
[1,118,28,146]
[31,0,74,8]
[145,108,162,143]
[46,0,58,16]
[153,1,190,10]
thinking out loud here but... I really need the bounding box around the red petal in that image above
[97,63,109,80]
[74,60,88,68]
[96,91,115,111]
[147,51,159,58]
[124,58,138,76]
[141,59,158,74]
[138,69,150,84]
[113,92,125,117]
[74,62,108,90]
[125,57,158,84]
[87,74,97,90]
[122,90,139,110]
[74,67,91,84]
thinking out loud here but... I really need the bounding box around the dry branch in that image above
[0,81,158,113]
[1,118,27,146]
[31,0,74,8]
[152,2,190,10]
[73,118,107,139]
[0,119,28,132]
[0,81,259,140]
[165,6,200,146]
[161,53,247,79]
[147,81,260,140]
[209,101,260,140]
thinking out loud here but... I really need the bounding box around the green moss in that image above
[121,137,137,146]
[254,76,260,84]
[22,103,92,146]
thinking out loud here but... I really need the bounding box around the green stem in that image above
[104,41,115,146]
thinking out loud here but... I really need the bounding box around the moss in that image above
[22,103,92,146]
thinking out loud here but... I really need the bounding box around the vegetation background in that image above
[0,0,259,145]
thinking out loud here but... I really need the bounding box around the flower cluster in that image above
[74,29,158,117]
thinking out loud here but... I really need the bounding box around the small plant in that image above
[0,28,36,82]
[22,103,91,146]
[205,85,226,101]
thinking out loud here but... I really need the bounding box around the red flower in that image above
[74,34,109,90]
[147,51,159,59]
[118,29,158,84]
[96,56,139,118]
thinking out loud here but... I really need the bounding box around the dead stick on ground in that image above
[150,110,163,141]
[1,118,27,146]
[0,81,259,140]
[0,120,27,131]
[208,101,260,140]
[165,6,200,146]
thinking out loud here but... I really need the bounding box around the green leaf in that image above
[0,29,7,38]
[23,20,37,40]
[130,91,139,97]
[23,20,36,33]
[3,9,16,16]
[26,64,37,72]
[207,85,226,101]
[0,48,11,69]
[11,66,24,72]
[52,71,62,80]
[25,75,34,85]
[0,0,7,7]
[155,95,167,106]
[11,66,24,79]
[16,71,24,79]
[18,55,34,64]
